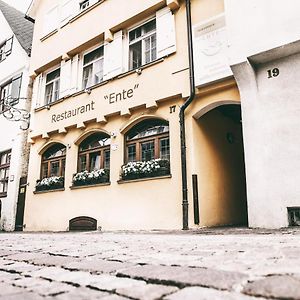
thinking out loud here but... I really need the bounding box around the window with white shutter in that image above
[60,60,72,98]
[45,68,61,104]
[128,19,157,70]
[82,46,104,89]
[103,30,123,80]
[156,7,176,58]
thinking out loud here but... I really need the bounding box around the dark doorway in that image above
[195,104,248,227]
[15,177,27,231]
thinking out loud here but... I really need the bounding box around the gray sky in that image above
[2,0,32,13]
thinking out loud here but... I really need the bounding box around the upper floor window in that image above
[45,68,60,104]
[125,119,169,163]
[41,143,66,179]
[79,0,90,11]
[0,150,11,197]
[78,133,111,172]
[0,75,22,113]
[0,36,13,62]
[129,19,157,70]
[82,46,104,89]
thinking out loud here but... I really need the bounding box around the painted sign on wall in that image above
[193,14,232,86]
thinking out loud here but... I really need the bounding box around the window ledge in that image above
[33,188,65,194]
[0,192,7,198]
[70,182,110,190]
[40,29,58,42]
[118,174,171,184]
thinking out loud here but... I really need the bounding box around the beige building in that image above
[24,0,247,231]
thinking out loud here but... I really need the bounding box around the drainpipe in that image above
[180,0,196,230]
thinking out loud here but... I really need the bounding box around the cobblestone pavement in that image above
[0,227,300,299]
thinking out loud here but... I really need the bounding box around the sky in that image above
[2,0,32,13]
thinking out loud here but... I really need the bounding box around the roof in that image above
[0,0,33,56]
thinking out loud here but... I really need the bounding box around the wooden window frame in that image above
[125,121,170,163]
[0,150,11,197]
[77,134,111,172]
[41,145,66,179]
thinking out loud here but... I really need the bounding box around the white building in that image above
[0,0,33,231]
[225,0,300,228]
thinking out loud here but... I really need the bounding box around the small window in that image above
[78,133,111,172]
[0,150,11,197]
[129,19,157,70]
[288,207,300,226]
[82,46,104,89]
[0,36,13,62]
[0,75,22,113]
[41,144,66,179]
[80,0,90,11]
[125,119,169,162]
[45,68,60,104]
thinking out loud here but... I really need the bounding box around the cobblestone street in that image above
[0,228,300,299]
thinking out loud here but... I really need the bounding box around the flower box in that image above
[121,159,170,181]
[35,176,64,191]
[72,169,110,187]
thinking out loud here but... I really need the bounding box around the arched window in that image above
[125,119,170,162]
[78,133,111,172]
[41,143,66,178]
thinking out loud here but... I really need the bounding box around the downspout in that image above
[180,0,196,230]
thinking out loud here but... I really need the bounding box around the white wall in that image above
[0,10,30,231]
[225,0,300,65]
[225,0,300,228]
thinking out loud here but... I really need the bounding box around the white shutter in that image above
[103,30,123,80]
[60,60,72,98]
[43,6,59,36]
[156,7,176,58]
[60,0,78,25]
[70,54,79,93]
[32,74,43,108]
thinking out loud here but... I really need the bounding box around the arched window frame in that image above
[77,133,111,172]
[125,118,170,163]
[41,143,66,179]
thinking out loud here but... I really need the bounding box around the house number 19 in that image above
[267,68,279,78]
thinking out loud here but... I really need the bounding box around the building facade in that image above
[0,0,33,231]
[24,0,247,231]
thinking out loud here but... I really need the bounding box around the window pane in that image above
[89,152,101,171]
[127,145,136,162]
[129,27,141,42]
[129,42,142,70]
[45,82,53,104]
[143,19,156,34]
[0,169,5,179]
[79,133,111,152]
[84,47,104,65]
[54,80,60,101]
[93,58,104,85]
[41,163,48,178]
[79,155,87,172]
[61,159,66,177]
[160,138,170,160]
[127,119,169,141]
[3,180,8,193]
[141,141,155,161]
[0,182,4,193]
[104,150,110,169]
[145,34,157,64]
[46,69,60,83]
[43,144,66,160]
[82,65,93,89]
[50,161,60,177]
